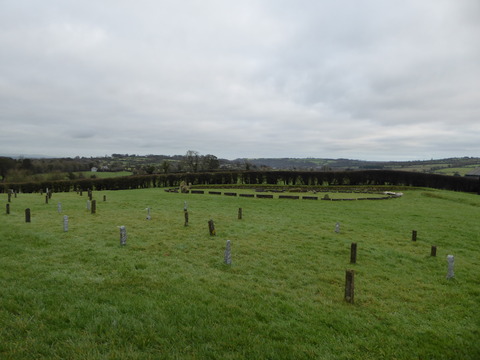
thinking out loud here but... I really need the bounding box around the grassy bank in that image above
[1,188,479,359]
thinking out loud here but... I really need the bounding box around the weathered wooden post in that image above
[6,203,10,215]
[25,208,31,223]
[431,246,437,257]
[45,195,49,204]
[119,226,127,246]
[350,243,357,264]
[103,195,107,202]
[345,270,355,303]
[91,200,96,214]
[224,240,232,265]
[412,230,417,241]
[7,192,11,202]
[238,208,243,220]
[208,220,216,236]
[184,211,189,226]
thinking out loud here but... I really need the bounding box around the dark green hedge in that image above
[1,170,479,194]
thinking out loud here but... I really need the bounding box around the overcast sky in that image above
[1,0,479,161]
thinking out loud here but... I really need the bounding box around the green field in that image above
[1,188,479,359]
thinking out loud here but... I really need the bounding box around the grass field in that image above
[1,188,479,359]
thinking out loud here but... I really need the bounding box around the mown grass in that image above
[1,188,479,359]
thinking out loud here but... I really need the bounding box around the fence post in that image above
[412,230,417,241]
[25,208,31,223]
[350,243,357,264]
[345,270,355,303]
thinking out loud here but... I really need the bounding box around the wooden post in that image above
[431,246,437,257]
[238,207,242,220]
[412,230,417,241]
[25,208,31,223]
[91,200,96,214]
[88,190,92,201]
[350,243,357,264]
[7,193,11,202]
[6,203,10,215]
[208,220,216,236]
[103,195,107,202]
[45,195,49,204]
[345,270,355,303]
[184,211,189,227]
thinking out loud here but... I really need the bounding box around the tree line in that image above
[2,170,478,194]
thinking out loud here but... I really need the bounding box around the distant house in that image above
[465,168,480,179]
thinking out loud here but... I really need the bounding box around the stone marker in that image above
[208,220,216,236]
[224,240,232,265]
[57,202,62,213]
[119,226,127,246]
[335,222,340,233]
[91,200,96,214]
[25,208,31,223]
[345,270,355,303]
[86,200,91,211]
[146,207,151,220]
[446,255,455,279]
[63,215,68,232]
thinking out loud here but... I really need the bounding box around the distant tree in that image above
[201,154,220,171]
[184,150,200,172]
[0,157,16,182]
[161,160,171,174]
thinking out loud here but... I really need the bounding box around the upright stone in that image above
[91,200,96,214]
[224,240,232,265]
[25,208,31,223]
[7,192,11,202]
[63,215,69,232]
[45,195,49,204]
[184,201,188,212]
[335,222,340,233]
[120,226,127,246]
[446,255,455,279]
[86,200,91,211]
[146,207,151,220]
[184,211,189,227]
[57,202,62,213]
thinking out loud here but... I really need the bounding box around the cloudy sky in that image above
[1,0,479,161]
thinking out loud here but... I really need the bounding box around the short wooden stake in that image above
[103,195,107,202]
[184,211,189,226]
[350,243,357,264]
[6,203,10,214]
[25,208,31,223]
[431,246,437,257]
[412,230,417,241]
[91,200,96,214]
[208,220,216,236]
[45,195,49,204]
[238,207,243,220]
[345,270,355,303]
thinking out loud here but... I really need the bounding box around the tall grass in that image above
[1,188,479,359]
